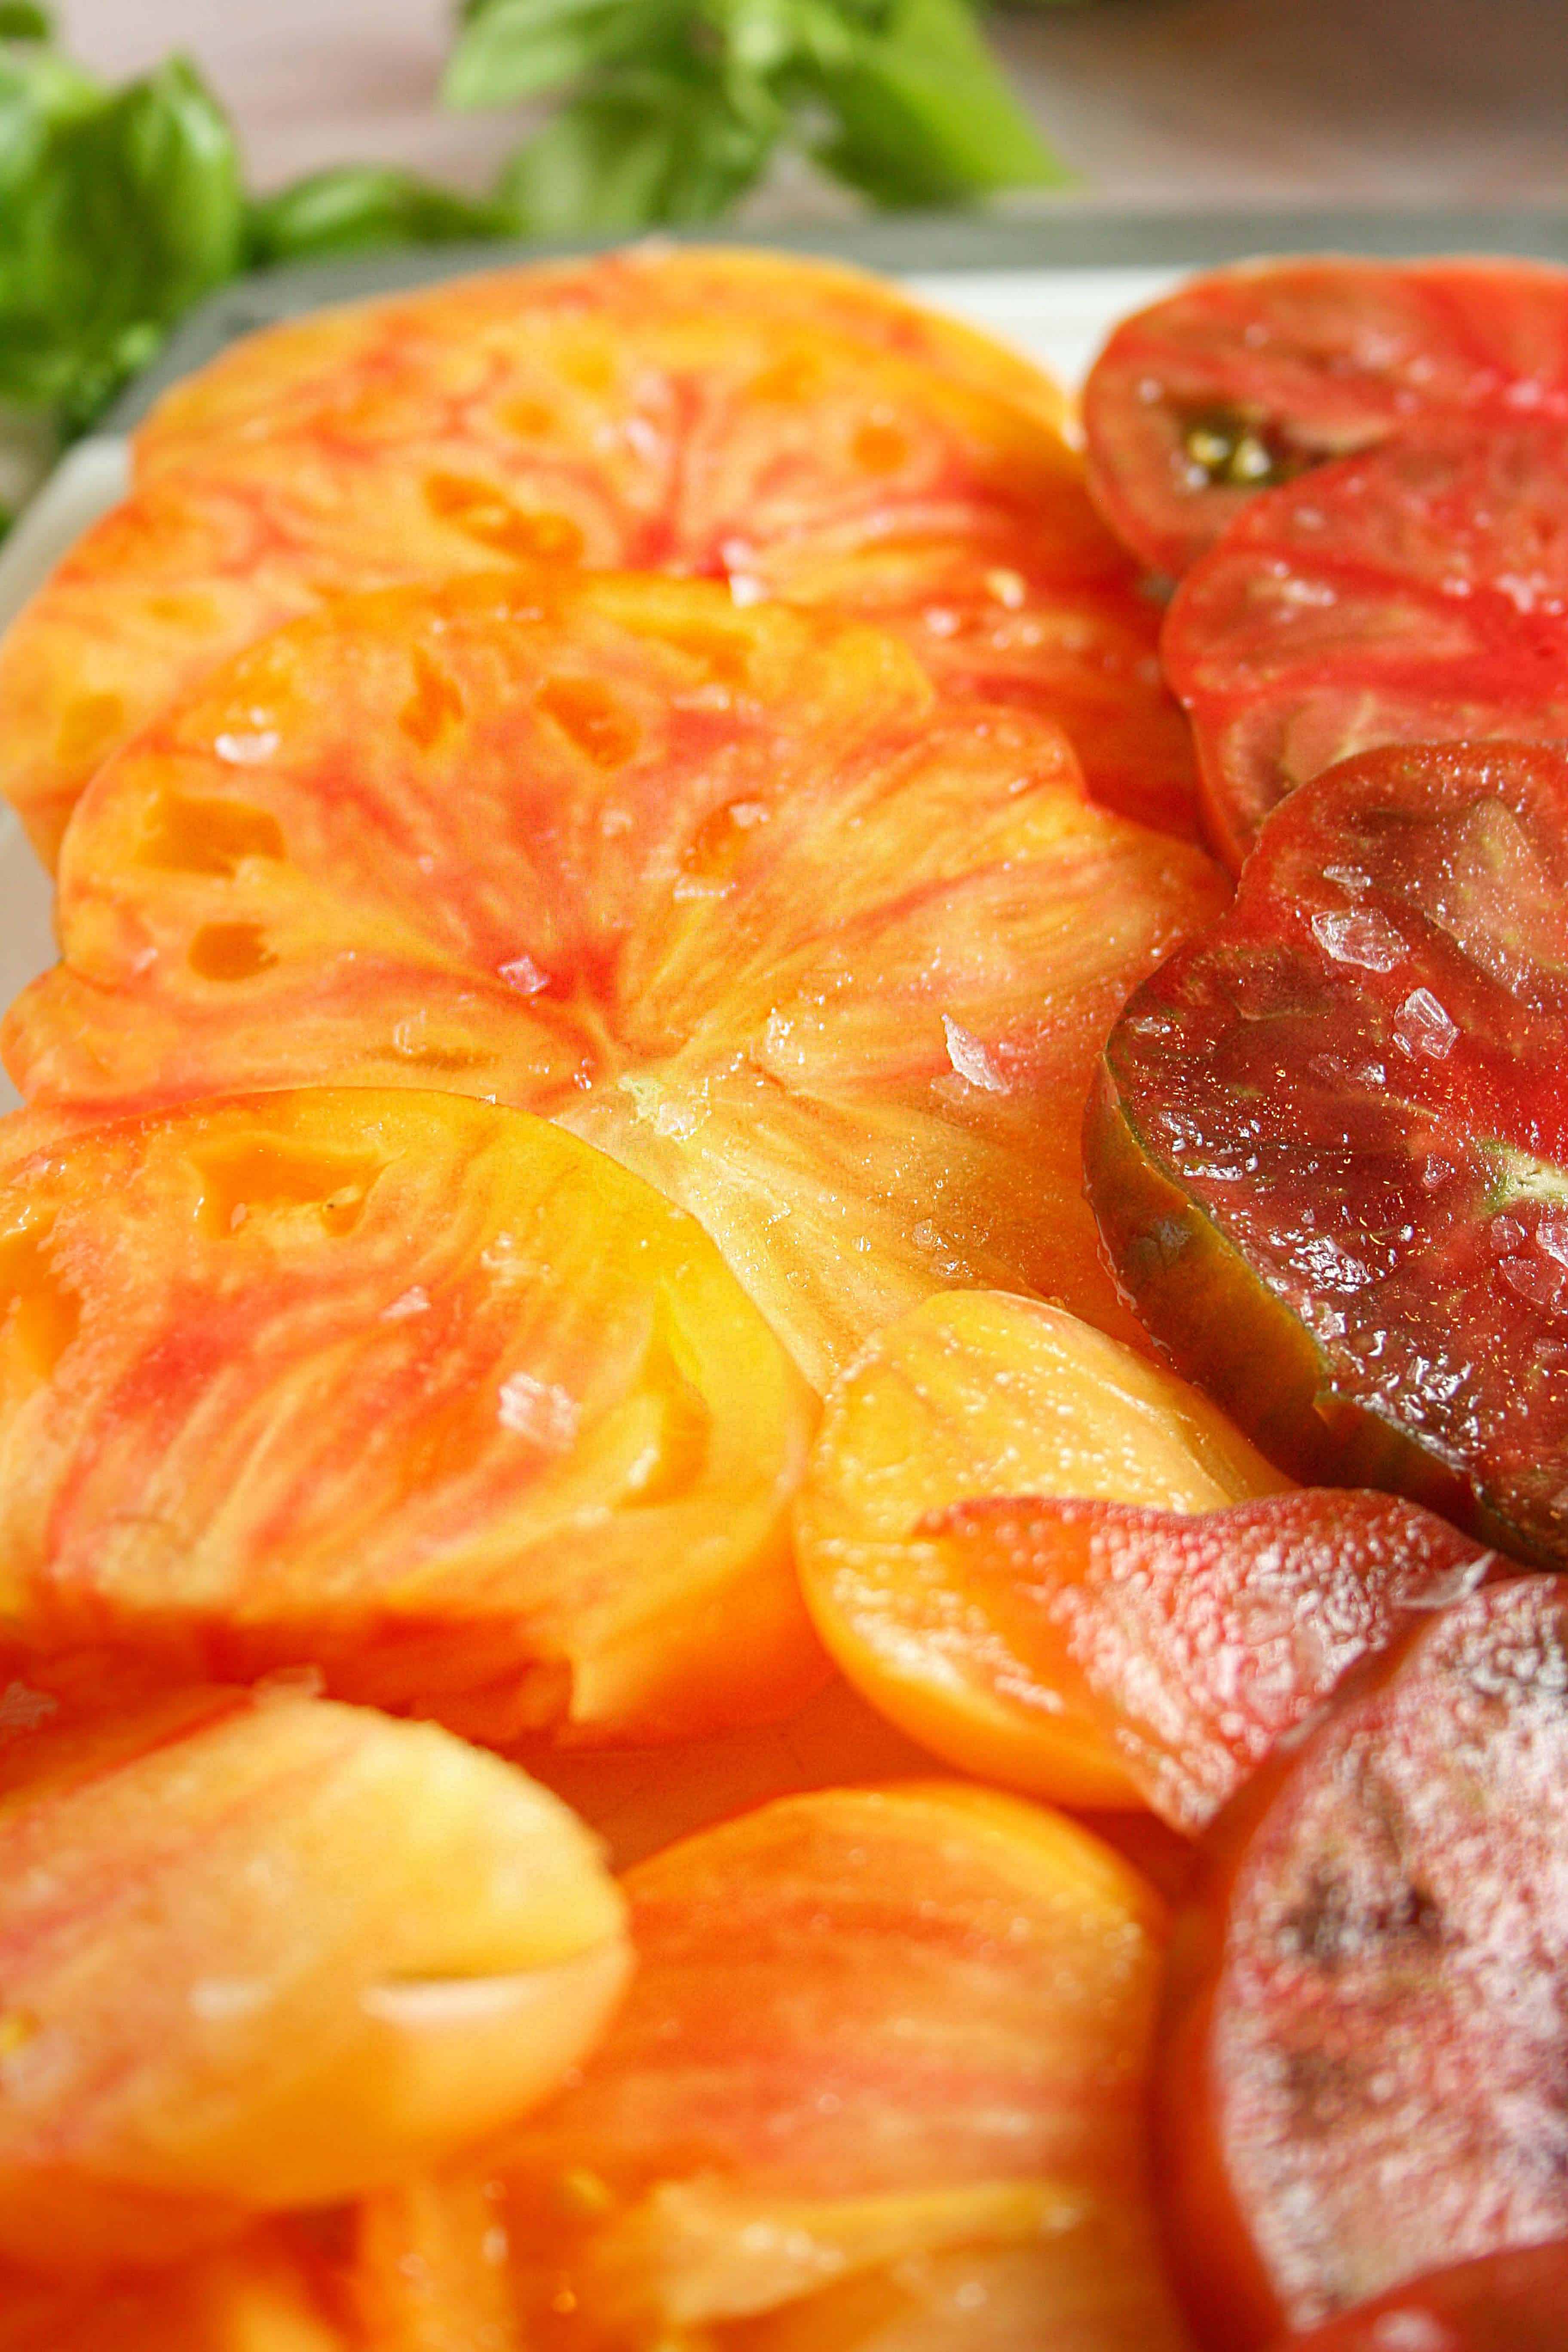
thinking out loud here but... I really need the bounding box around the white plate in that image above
[0,262,1179,1115]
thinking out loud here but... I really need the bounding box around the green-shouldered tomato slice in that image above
[0,1678,627,2269]
[0,1088,819,1743]
[0,245,1199,862]
[1085,738,1568,1566]
[1159,1576,1568,2344]
[1165,416,1568,867]
[497,1784,1193,2351]
[4,571,1226,1388]
[1083,257,1568,576]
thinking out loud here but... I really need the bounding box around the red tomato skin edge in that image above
[1081,1061,1539,1561]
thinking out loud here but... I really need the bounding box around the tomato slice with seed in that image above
[1262,2240,1568,2352]
[497,1784,1192,2351]
[1166,416,1568,866]
[1159,1576,1568,2344]
[0,1088,818,1743]
[1083,257,1568,576]
[0,246,1197,864]
[1085,738,1568,1566]
[5,572,1225,1387]
[0,1678,626,2269]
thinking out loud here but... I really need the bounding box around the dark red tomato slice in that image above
[1083,258,1568,576]
[1159,1576,1568,2346]
[1166,416,1568,867]
[1084,739,1568,1566]
[1264,2238,1568,2352]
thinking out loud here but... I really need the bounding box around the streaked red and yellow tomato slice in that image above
[0,1679,627,2272]
[0,246,1197,862]
[0,1089,818,1742]
[496,1784,1193,2350]
[4,572,1225,1386]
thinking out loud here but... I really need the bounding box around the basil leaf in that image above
[0,54,244,424]
[498,66,777,232]
[444,0,686,110]
[0,4,52,38]
[809,0,1067,203]
[246,165,509,264]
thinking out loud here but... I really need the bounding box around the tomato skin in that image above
[1085,738,1568,1566]
[1263,2238,1568,2351]
[1083,257,1568,576]
[1157,1577,1568,2346]
[1164,416,1568,867]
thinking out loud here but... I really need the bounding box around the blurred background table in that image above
[66,0,1568,216]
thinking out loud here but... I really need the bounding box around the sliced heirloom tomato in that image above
[0,1678,627,2274]
[1082,256,1568,576]
[1086,738,1568,1567]
[0,2230,352,2352]
[796,1291,1490,1824]
[0,1089,818,1743]
[0,244,1196,864]
[1263,2240,1568,2352]
[1159,1576,1568,2344]
[4,572,1226,1387]
[794,1289,1292,1808]
[495,1785,1193,2350]
[1166,415,1568,866]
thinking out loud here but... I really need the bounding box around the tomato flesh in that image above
[1159,1576,1568,2344]
[5,572,1225,1387]
[1165,416,1568,865]
[1086,739,1568,1566]
[1083,257,1568,576]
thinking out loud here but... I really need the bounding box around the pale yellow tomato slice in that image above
[0,1682,627,2271]
[0,1089,818,1743]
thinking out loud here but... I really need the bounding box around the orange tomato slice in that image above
[3,573,1225,1387]
[793,1291,1287,1807]
[0,2228,352,2352]
[0,1680,627,2271]
[495,1784,1192,2350]
[0,248,1195,866]
[0,1089,818,1743]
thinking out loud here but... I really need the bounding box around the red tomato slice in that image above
[1085,738,1568,1568]
[1166,416,1568,866]
[1083,258,1568,576]
[1264,2238,1568,2352]
[1159,1576,1568,2345]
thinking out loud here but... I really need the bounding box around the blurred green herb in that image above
[0,0,1063,525]
[450,0,1066,230]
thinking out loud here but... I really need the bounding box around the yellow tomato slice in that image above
[793,1291,1289,1806]
[3,573,1225,1387]
[0,1682,627,2270]
[492,1783,1189,2351]
[0,1089,818,1743]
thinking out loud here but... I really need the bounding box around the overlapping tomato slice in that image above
[492,1784,1192,2349]
[796,1294,1488,1822]
[0,2229,352,2352]
[1082,256,1568,576]
[0,1675,628,2274]
[1165,416,1568,865]
[0,245,1197,864]
[4,572,1225,1386]
[1086,738,1568,1565]
[0,1088,818,1741]
[1159,1575,1568,2345]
